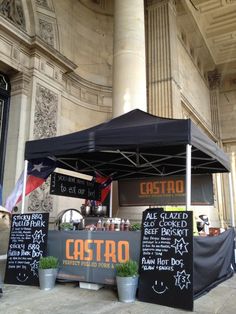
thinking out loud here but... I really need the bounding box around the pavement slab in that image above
[0,275,236,314]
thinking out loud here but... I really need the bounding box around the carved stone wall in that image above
[39,19,54,46]
[0,0,26,30]
[33,84,57,139]
[79,0,113,15]
[28,84,58,213]
[35,0,59,50]
[36,0,51,10]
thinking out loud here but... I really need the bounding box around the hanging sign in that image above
[138,208,193,311]
[50,172,101,201]
[118,174,213,206]
[4,213,49,286]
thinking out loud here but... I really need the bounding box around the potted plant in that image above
[38,256,59,291]
[115,259,139,303]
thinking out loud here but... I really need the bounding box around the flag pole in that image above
[21,160,28,214]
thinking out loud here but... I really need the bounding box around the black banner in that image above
[118,174,213,206]
[50,172,101,201]
[4,213,49,286]
[138,209,193,311]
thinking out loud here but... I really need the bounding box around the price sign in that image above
[138,208,193,311]
[4,213,49,286]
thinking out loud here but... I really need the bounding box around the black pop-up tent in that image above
[23,109,232,215]
[23,109,235,300]
[25,109,230,180]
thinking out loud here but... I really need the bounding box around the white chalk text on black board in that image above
[50,172,101,201]
[4,213,49,286]
[138,209,193,311]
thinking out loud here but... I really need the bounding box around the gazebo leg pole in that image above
[228,172,235,227]
[21,160,28,214]
[186,144,192,211]
[109,181,113,218]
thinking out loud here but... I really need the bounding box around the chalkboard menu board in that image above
[138,208,193,311]
[4,213,49,286]
[50,172,101,201]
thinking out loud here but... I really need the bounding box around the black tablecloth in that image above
[48,228,236,298]
[193,228,236,298]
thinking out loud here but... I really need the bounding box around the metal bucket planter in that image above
[38,268,58,291]
[116,276,139,303]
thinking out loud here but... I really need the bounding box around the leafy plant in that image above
[60,222,73,230]
[115,260,138,277]
[130,223,141,231]
[38,256,59,269]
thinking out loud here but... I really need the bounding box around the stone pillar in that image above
[113,0,147,117]
[3,73,30,201]
[146,0,180,118]
[208,69,221,138]
[208,69,231,226]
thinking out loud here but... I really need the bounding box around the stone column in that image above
[208,69,221,138]
[146,0,180,118]
[3,73,30,200]
[208,69,230,226]
[113,0,147,117]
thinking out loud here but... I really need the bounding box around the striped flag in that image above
[5,158,56,212]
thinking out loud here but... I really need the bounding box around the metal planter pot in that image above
[38,268,58,291]
[116,276,139,303]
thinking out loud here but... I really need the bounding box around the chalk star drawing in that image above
[174,270,191,290]
[171,238,188,255]
[152,280,168,294]
[32,230,45,244]
[30,260,39,276]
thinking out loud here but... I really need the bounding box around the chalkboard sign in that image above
[138,209,193,311]
[4,213,49,286]
[50,172,101,201]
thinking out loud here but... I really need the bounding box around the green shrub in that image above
[115,260,138,277]
[130,223,141,231]
[60,222,73,230]
[39,256,59,269]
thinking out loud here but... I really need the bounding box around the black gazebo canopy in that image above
[24,109,230,179]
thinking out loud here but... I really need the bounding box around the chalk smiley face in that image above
[152,281,168,294]
[16,272,29,283]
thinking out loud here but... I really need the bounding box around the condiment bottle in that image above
[120,219,125,231]
[114,219,120,231]
[109,219,115,231]
[97,219,102,230]
[124,219,130,231]
[105,219,110,231]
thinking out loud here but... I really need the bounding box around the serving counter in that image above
[47,230,140,285]
[47,228,236,297]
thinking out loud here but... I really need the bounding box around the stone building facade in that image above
[0,0,236,227]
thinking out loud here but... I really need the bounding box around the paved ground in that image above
[0,274,236,314]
